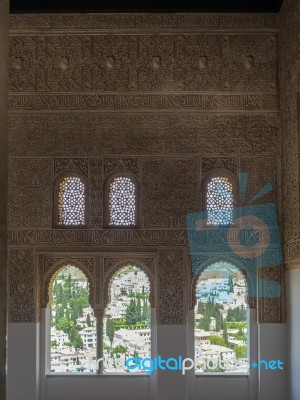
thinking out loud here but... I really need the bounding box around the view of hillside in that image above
[194,262,248,373]
[50,265,151,373]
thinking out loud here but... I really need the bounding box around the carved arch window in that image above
[44,263,96,374]
[202,169,239,226]
[102,262,153,373]
[104,172,140,228]
[191,260,250,375]
[53,171,88,228]
[41,255,156,376]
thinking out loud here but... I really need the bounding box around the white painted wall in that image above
[156,325,188,400]
[46,376,151,400]
[195,376,249,400]
[7,311,288,400]
[287,269,300,400]
[258,324,288,400]
[7,323,40,400]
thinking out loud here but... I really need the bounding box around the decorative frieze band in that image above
[9,34,277,94]
[8,93,279,112]
[8,229,189,247]
[8,114,279,157]
[9,14,279,33]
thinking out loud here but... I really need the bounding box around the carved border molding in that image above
[9,14,279,33]
[158,248,186,325]
[257,266,285,323]
[8,229,189,246]
[54,158,89,178]
[201,157,238,176]
[9,248,36,322]
[104,158,139,177]
[8,94,279,112]
[284,241,300,263]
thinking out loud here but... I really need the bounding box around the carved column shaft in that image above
[0,0,9,398]
[95,308,104,374]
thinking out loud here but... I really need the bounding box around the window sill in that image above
[46,373,150,378]
[195,372,249,378]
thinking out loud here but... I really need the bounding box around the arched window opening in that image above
[50,265,96,373]
[108,175,137,227]
[194,261,248,374]
[56,174,86,226]
[206,176,234,226]
[104,265,151,373]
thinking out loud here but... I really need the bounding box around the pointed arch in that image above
[42,260,95,309]
[103,259,155,308]
[190,256,255,310]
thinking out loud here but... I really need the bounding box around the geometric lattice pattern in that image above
[58,176,85,225]
[207,176,233,225]
[109,177,136,226]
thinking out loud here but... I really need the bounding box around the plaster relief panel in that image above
[8,158,51,228]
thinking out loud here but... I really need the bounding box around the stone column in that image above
[94,308,104,374]
[0,0,9,399]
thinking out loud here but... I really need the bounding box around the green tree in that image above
[125,298,139,325]
[142,299,150,322]
[228,276,233,293]
[55,284,63,304]
[69,325,77,342]
[234,345,247,359]
[223,322,229,346]
[57,317,72,333]
[113,345,127,357]
[106,317,116,347]
[136,297,142,323]
[73,333,84,350]
[198,315,210,331]
[197,301,206,315]
[86,313,91,327]
[55,305,64,325]
[208,336,226,347]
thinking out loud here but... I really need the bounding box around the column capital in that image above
[94,307,105,320]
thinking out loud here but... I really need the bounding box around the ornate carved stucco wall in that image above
[280,0,300,266]
[8,13,284,325]
[0,1,9,399]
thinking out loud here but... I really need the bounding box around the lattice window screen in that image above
[207,176,233,225]
[109,176,136,226]
[58,176,86,225]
